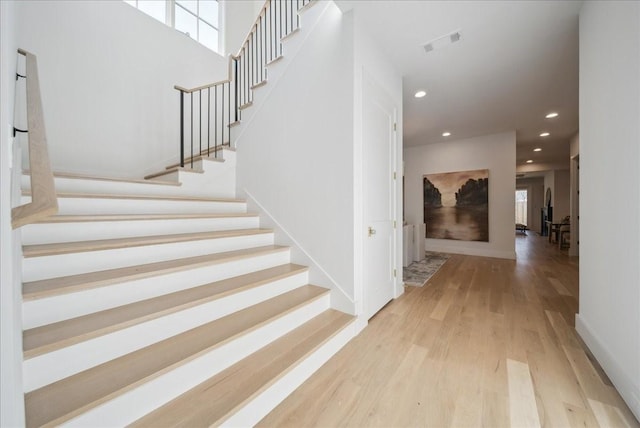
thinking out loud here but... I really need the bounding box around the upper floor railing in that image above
[12,48,58,229]
[174,0,314,168]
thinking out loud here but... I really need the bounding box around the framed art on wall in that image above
[423,169,489,242]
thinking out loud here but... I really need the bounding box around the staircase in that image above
[19,147,356,427]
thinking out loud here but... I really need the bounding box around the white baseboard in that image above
[242,188,356,315]
[575,314,640,422]
[425,240,516,260]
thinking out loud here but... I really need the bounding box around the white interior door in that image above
[363,74,396,320]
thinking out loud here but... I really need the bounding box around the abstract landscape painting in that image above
[423,169,489,242]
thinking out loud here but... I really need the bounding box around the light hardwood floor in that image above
[259,234,639,427]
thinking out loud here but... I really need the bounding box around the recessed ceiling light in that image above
[414,90,426,98]
[533,148,542,152]
[442,132,451,137]
[539,132,550,137]
[526,160,533,163]
[545,112,559,119]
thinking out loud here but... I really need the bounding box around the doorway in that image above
[515,189,528,227]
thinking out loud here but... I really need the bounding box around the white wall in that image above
[224,0,264,56]
[404,131,516,259]
[14,0,228,178]
[578,0,640,420]
[235,2,357,313]
[0,1,25,424]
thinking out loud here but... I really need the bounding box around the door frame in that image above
[361,70,399,320]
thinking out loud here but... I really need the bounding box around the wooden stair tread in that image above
[132,310,354,427]
[23,228,273,258]
[23,264,309,359]
[34,213,258,223]
[22,245,289,300]
[23,190,243,203]
[24,285,329,428]
[24,190,245,203]
[144,167,203,180]
[24,170,181,187]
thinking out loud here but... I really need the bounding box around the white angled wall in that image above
[235,3,357,311]
[578,0,640,420]
[223,0,264,56]
[14,0,228,178]
[404,131,516,259]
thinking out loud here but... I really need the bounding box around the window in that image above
[515,189,528,225]
[175,1,219,51]
[123,0,220,53]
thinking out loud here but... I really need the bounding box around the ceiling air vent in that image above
[423,30,463,54]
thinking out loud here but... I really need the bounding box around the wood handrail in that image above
[12,49,58,229]
[174,79,231,94]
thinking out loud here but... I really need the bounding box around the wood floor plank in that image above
[589,398,634,428]
[507,359,542,428]
[259,235,639,428]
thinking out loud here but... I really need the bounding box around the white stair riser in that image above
[23,233,275,282]
[23,249,291,328]
[223,319,356,427]
[22,176,189,198]
[60,294,330,427]
[21,216,260,245]
[23,271,310,392]
[20,196,247,215]
[176,158,236,198]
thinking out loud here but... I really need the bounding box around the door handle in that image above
[368,226,376,237]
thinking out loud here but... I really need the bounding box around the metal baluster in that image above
[207,87,210,157]
[199,89,202,158]
[214,85,217,157]
[271,0,275,62]
[180,90,184,168]
[234,59,239,123]
[190,92,193,169]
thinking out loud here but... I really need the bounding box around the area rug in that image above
[403,251,451,287]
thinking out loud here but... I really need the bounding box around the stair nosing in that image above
[23,228,274,258]
[144,167,203,180]
[34,213,259,223]
[23,264,310,359]
[23,190,245,203]
[24,286,330,428]
[23,171,182,187]
[22,245,290,301]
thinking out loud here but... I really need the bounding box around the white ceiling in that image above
[336,0,581,169]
